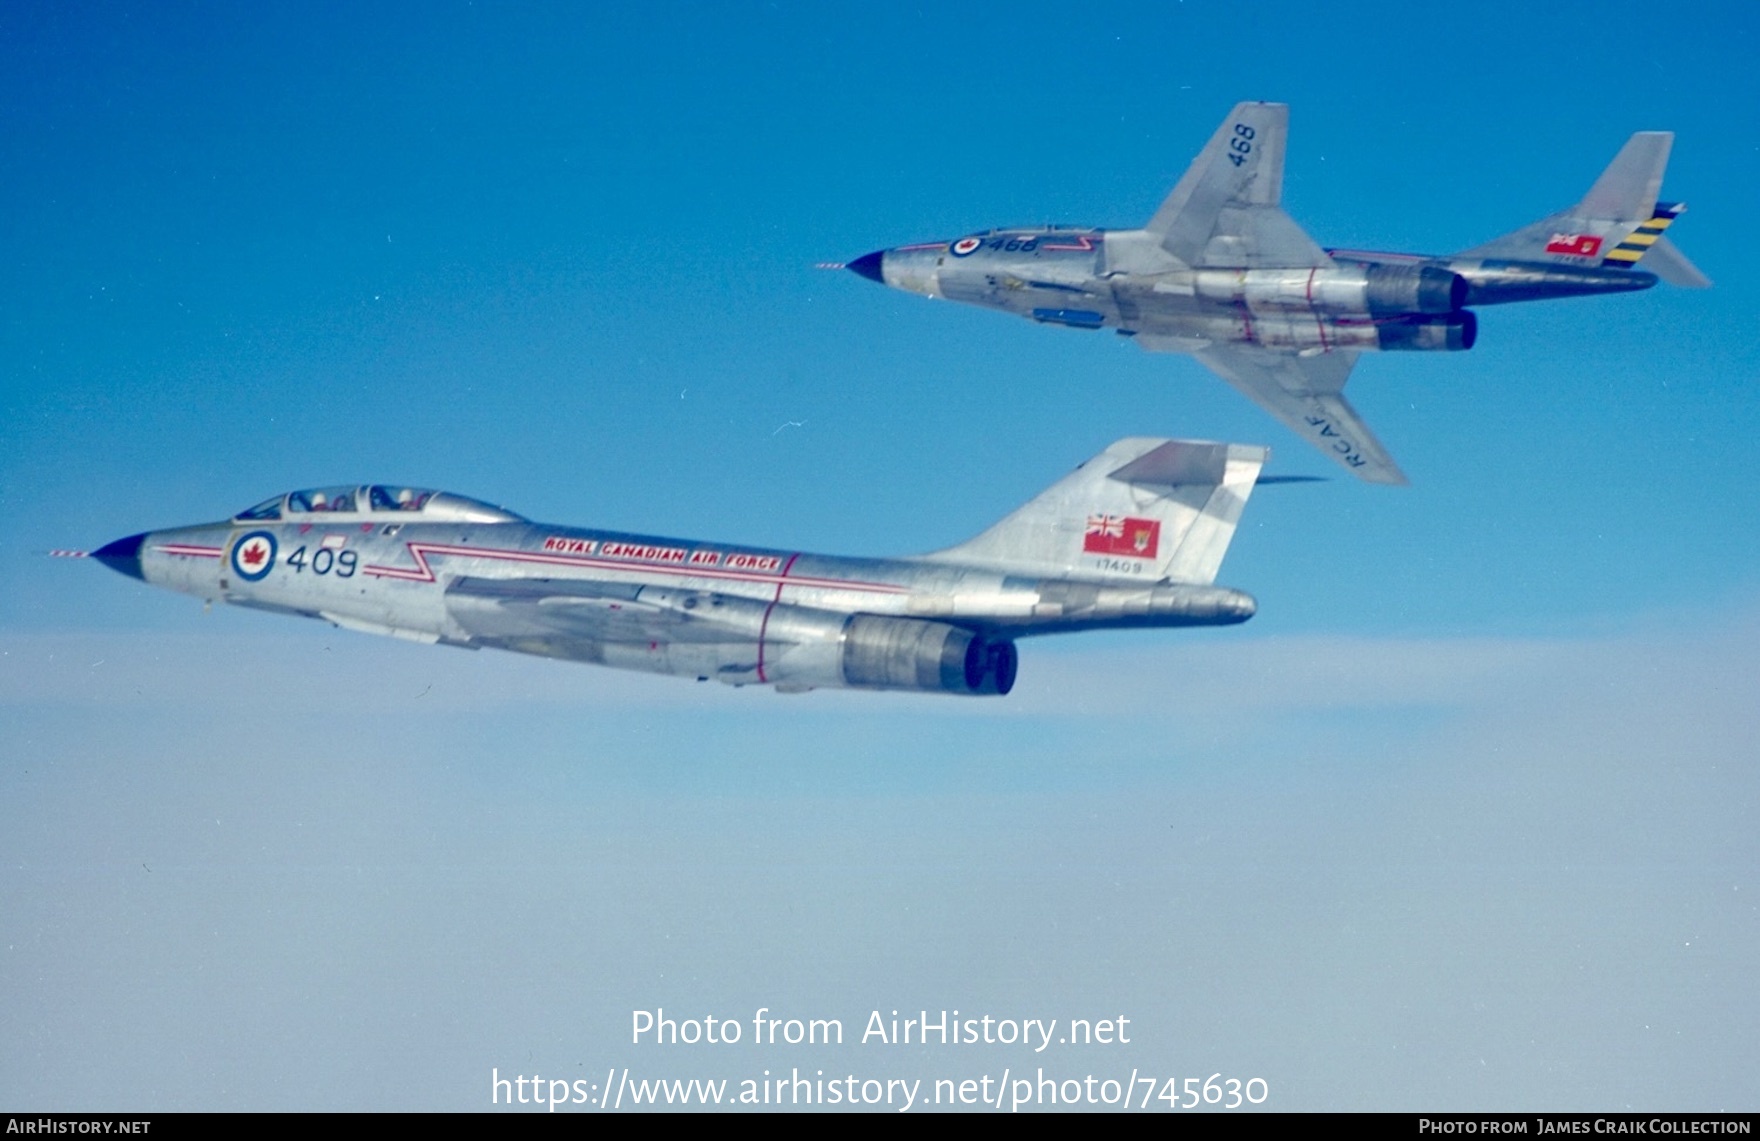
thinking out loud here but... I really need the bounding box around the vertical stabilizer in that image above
[1459,131,1704,282]
[1578,131,1671,221]
[927,438,1268,584]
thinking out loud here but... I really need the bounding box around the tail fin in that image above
[927,438,1268,584]
[1460,131,1708,284]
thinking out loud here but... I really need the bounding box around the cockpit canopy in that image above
[233,485,527,524]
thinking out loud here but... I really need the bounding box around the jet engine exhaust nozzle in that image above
[1377,311,1477,352]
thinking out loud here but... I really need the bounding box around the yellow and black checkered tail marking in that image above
[1601,202,1686,268]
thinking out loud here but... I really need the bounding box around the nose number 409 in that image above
[285,545,358,577]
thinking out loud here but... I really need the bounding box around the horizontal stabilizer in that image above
[1642,235,1711,288]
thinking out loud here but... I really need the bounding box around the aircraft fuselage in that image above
[855,227,1654,356]
[91,448,1264,698]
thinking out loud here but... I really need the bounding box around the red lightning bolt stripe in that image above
[362,541,908,595]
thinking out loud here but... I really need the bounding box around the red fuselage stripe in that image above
[1306,269,1330,351]
[755,552,800,684]
[361,541,907,595]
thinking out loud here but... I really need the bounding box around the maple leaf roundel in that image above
[230,531,278,582]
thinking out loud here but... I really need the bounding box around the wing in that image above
[1140,339,1406,485]
[1144,101,1332,270]
[444,576,762,657]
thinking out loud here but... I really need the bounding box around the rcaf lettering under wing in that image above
[1173,342,1407,486]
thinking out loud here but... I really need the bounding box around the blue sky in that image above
[2,0,1756,1111]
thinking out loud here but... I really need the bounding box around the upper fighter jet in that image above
[82,438,1268,696]
[845,103,1708,484]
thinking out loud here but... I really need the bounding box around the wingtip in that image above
[1361,464,1412,487]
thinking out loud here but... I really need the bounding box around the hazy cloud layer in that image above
[3,613,1753,1110]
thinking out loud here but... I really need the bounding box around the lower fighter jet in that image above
[85,438,1267,696]
[845,103,1708,485]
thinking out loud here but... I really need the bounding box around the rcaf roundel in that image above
[951,236,982,257]
[231,530,278,581]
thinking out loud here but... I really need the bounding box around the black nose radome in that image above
[846,250,885,284]
[93,532,146,581]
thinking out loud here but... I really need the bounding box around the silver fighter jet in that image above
[88,438,1269,696]
[846,103,1708,485]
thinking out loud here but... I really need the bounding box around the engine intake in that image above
[840,615,1017,696]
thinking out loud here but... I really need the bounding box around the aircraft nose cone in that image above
[846,250,886,284]
[92,532,146,581]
